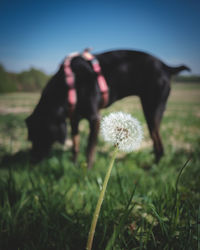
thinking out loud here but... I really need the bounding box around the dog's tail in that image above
[165,64,191,75]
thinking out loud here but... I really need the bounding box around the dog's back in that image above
[26,49,190,166]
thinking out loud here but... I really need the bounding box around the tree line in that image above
[0,64,199,93]
[0,64,50,93]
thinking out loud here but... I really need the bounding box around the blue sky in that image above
[0,0,200,75]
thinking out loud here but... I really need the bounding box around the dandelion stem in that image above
[86,146,118,250]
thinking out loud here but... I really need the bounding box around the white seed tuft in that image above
[100,112,143,152]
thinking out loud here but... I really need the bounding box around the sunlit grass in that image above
[0,83,200,249]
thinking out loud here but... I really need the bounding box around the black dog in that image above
[26,49,190,168]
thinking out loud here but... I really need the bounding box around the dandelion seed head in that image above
[100,112,143,152]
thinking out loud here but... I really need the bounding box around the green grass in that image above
[0,83,200,250]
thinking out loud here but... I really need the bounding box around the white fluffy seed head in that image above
[100,112,143,152]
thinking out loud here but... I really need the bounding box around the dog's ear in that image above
[25,116,31,140]
[25,114,40,140]
[71,57,97,80]
[25,115,31,128]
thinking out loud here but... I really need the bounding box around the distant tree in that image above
[0,65,50,93]
[173,75,200,83]
[17,68,50,91]
[0,64,17,93]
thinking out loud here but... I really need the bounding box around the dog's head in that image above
[26,109,67,162]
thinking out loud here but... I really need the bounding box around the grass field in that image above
[0,83,200,250]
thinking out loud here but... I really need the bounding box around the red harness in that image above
[82,50,109,108]
[64,50,109,116]
[64,52,79,117]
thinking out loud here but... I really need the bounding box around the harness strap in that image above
[64,52,79,117]
[82,50,109,108]
[64,49,109,117]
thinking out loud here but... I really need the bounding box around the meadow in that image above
[0,83,200,250]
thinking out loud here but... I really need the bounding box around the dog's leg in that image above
[70,116,80,164]
[140,84,170,162]
[141,102,164,162]
[150,126,164,162]
[86,117,100,169]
